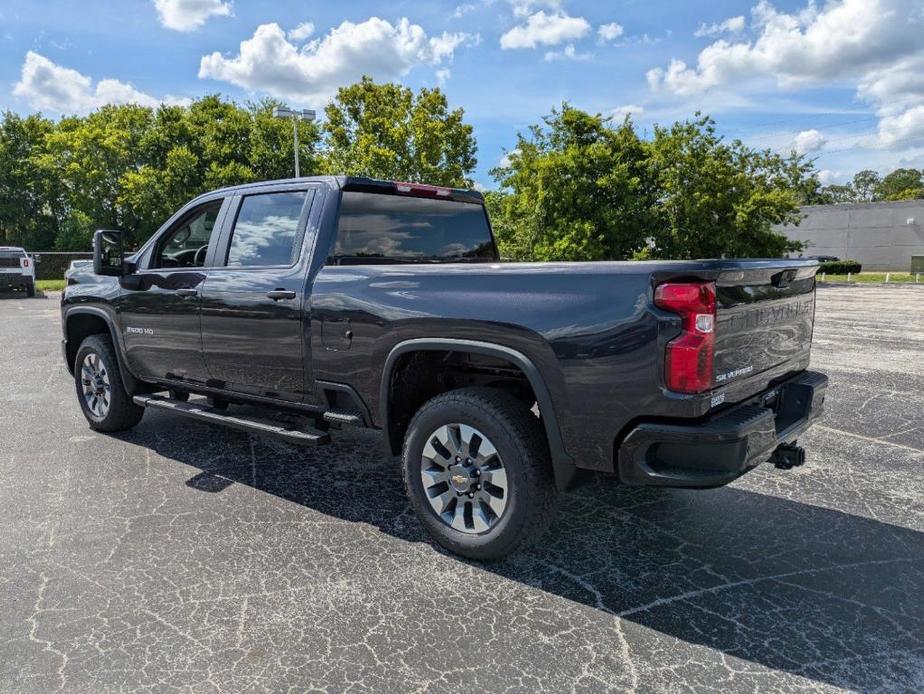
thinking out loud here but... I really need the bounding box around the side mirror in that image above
[93,229,126,276]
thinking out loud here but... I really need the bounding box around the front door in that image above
[120,198,228,385]
[199,187,315,403]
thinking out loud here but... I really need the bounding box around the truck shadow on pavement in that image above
[119,413,924,691]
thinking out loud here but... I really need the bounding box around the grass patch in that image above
[36,279,66,292]
[818,272,923,284]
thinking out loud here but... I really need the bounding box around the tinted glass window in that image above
[226,191,307,267]
[332,192,496,264]
[153,201,222,268]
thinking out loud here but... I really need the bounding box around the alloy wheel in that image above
[420,423,509,534]
[80,352,111,418]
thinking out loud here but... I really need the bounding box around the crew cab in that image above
[62,176,827,560]
[0,246,36,296]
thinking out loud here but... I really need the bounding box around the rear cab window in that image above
[0,248,26,268]
[330,192,497,265]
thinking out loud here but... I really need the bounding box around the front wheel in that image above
[74,334,144,432]
[402,387,556,561]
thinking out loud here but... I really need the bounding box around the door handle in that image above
[266,289,296,301]
[175,288,198,297]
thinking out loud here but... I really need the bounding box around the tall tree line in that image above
[1,76,827,260]
[819,168,924,204]
[0,78,474,251]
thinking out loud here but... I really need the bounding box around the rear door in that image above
[199,185,316,403]
[712,263,818,399]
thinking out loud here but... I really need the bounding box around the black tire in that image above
[74,334,144,432]
[402,387,556,561]
[170,389,190,402]
[207,397,228,411]
[26,282,35,298]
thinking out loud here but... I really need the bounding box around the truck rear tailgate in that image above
[713,264,818,400]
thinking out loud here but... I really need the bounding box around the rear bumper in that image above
[0,274,30,289]
[617,370,828,488]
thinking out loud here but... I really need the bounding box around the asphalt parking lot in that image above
[1,286,922,693]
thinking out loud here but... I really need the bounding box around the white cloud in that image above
[694,15,745,38]
[509,0,562,18]
[498,149,519,167]
[153,0,231,32]
[287,22,315,42]
[875,104,924,148]
[436,68,451,86]
[817,169,841,185]
[500,11,590,50]
[543,43,589,62]
[611,104,644,120]
[648,1,922,95]
[648,1,924,150]
[452,3,478,19]
[597,22,624,42]
[793,128,827,154]
[199,19,476,106]
[13,51,188,113]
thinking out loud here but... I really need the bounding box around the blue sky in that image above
[2,0,923,189]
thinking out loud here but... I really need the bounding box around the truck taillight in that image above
[654,281,716,394]
[22,258,29,268]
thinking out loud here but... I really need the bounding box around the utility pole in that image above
[272,107,316,178]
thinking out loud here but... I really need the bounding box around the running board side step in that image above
[322,409,363,427]
[133,395,331,446]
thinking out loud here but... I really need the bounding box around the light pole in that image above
[272,107,316,178]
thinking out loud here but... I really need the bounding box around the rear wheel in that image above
[74,334,144,432]
[402,387,556,561]
[25,281,35,298]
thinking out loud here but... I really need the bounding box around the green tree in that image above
[491,106,654,261]
[0,111,57,248]
[35,105,156,249]
[851,169,881,202]
[491,108,805,261]
[22,95,322,251]
[876,168,923,201]
[322,76,476,186]
[645,116,803,259]
[820,184,855,204]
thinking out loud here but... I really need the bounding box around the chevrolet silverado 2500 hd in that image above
[62,176,827,559]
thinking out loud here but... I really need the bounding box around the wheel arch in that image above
[381,338,576,490]
[63,307,139,393]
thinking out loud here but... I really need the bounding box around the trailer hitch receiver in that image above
[770,442,805,470]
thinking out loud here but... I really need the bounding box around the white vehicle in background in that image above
[66,259,93,277]
[0,246,36,297]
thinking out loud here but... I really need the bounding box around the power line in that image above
[738,115,881,144]
[723,111,877,135]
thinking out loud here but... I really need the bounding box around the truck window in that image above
[153,201,223,268]
[0,249,26,267]
[331,192,496,264]
[225,191,308,267]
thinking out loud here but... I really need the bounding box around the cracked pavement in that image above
[1,285,922,693]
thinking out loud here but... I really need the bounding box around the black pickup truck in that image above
[62,176,827,559]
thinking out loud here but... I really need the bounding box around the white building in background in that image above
[777,199,924,271]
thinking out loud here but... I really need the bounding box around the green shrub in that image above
[819,259,862,274]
